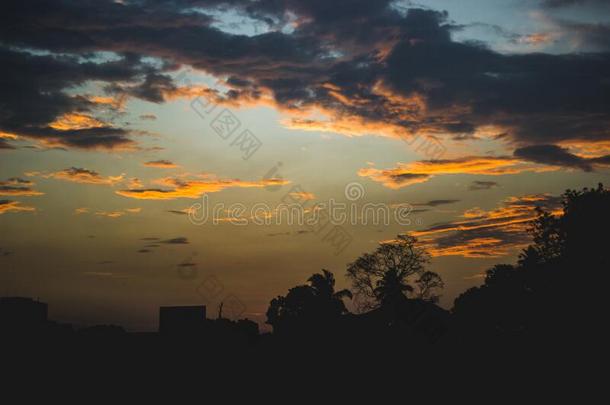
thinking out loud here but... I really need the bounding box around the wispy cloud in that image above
[0,178,44,196]
[40,167,125,185]
[116,175,289,200]
[412,194,562,258]
[359,156,552,189]
[76,207,141,218]
[289,191,316,201]
[142,160,178,169]
[0,200,36,215]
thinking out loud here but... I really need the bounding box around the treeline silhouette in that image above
[2,184,608,357]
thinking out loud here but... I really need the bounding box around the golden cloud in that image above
[127,178,144,188]
[558,140,610,159]
[0,200,36,215]
[412,194,562,258]
[289,191,316,201]
[359,156,555,189]
[0,132,19,140]
[116,175,289,200]
[49,113,107,131]
[0,178,44,196]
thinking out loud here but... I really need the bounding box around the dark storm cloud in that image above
[1,0,610,154]
[107,73,176,103]
[514,144,610,171]
[0,46,160,149]
[381,18,610,146]
[538,0,610,51]
[554,19,610,51]
[542,0,610,7]
[514,144,592,171]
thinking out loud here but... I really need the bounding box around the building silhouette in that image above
[158,305,206,334]
[0,297,48,334]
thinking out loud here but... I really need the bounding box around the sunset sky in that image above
[1,0,610,330]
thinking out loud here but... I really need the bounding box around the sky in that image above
[1,0,610,330]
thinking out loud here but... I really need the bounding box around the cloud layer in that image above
[413,194,562,258]
[1,0,609,159]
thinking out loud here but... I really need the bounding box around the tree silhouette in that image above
[346,234,443,312]
[519,183,609,267]
[307,270,353,315]
[266,270,352,334]
[453,184,610,341]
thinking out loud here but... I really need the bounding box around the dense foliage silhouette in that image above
[452,184,609,345]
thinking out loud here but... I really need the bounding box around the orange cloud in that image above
[424,237,514,259]
[0,200,35,215]
[49,113,107,131]
[116,175,289,200]
[0,132,19,140]
[412,194,562,258]
[558,140,610,158]
[289,191,316,200]
[279,80,468,143]
[0,178,44,196]
[283,111,411,139]
[127,178,144,188]
[517,33,554,45]
[359,156,555,189]
[88,94,127,111]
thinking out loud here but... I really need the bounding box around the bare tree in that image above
[346,234,442,312]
